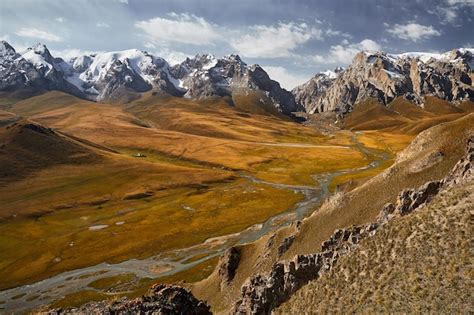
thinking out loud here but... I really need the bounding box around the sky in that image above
[1,0,473,89]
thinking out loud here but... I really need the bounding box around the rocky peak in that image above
[293,48,474,114]
[0,40,17,58]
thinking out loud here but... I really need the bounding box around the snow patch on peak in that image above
[321,70,337,79]
[20,49,53,70]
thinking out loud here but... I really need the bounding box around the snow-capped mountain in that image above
[0,41,299,114]
[293,49,474,114]
[0,42,84,98]
[170,54,300,114]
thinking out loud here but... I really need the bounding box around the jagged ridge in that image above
[293,49,474,114]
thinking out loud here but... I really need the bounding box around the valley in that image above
[0,39,472,313]
[0,91,412,312]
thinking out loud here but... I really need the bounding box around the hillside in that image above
[0,119,103,185]
[278,140,473,313]
[190,113,474,313]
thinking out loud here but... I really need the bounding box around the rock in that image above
[218,247,241,287]
[377,202,396,224]
[293,49,474,114]
[278,235,295,256]
[46,284,211,315]
[123,191,154,200]
[396,180,443,216]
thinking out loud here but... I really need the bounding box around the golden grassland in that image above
[0,92,370,291]
[0,177,303,290]
[0,91,471,311]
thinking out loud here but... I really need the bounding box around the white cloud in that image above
[230,22,322,58]
[143,43,189,65]
[264,65,311,90]
[438,6,458,23]
[446,0,474,5]
[51,48,101,61]
[135,13,221,46]
[15,27,62,42]
[434,0,474,25]
[115,0,128,3]
[386,23,441,42]
[96,22,110,28]
[55,17,64,23]
[309,39,381,65]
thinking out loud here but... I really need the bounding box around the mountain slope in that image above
[278,144,473,313]
[0,119,103,185]
[190,113,474,313]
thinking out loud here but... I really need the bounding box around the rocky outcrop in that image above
[232,135,473,314]
[293,49,474,114]
[233,224,378,314]
[277,235,296,256]
[46,284,211,315]
[396,180,443,216]
[292,68,343,113]
[218,247,241,287]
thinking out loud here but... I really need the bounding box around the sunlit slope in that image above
[343,96,469,135]
[191,113,474,313]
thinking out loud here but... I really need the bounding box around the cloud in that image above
[446,0,474,5]
[386,23,441,41]
[96,22,110,28]
[135,13,221,46]
[115,0,128,3]
[55,17,64,23]
[15,27,62,42]
[263,65,311,90]
[143,42,189,65]
[309,39,381,65]
[51,48,102,61]
[433,0,474,24]
[230,22,322,58]
[437,6,458,23]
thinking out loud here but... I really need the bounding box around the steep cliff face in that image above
[293,49,474,114]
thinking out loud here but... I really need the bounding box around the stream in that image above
[0,134,389,313]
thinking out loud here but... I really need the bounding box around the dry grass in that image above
[277,178,474,314]
[191,114,474,313]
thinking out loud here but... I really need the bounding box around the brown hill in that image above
[0,119,103,185]
[342,98,409,130]
[387,96,435,120]
[422,96,465,115]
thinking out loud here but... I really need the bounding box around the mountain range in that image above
[1,39,473,313]
[1,40,473,117]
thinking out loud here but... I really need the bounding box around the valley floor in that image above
[0,92,413,312]
[0,92,471,312]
